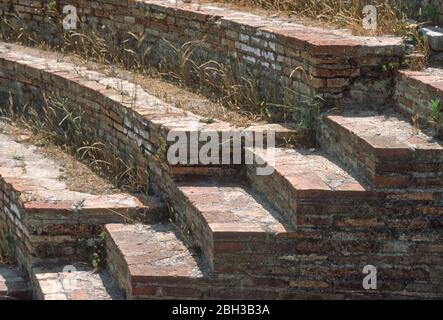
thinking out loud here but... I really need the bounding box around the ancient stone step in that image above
[395,68,443,134]
[0,265,30,299]
[31,262,122,300]
[320,110,443,189]
[421,26,443,52]
[105,223,210,300]
[105,222,351,299]
[105,223,335,299]
[0,0,404,108]
[0,30,441,299]
[0,128,165,271]
[247,147,373,226]
[171,177,298,274]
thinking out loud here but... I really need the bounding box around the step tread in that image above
[0,128,159,217]
[326,111,442,152]
[105,223,209,281]
[32,263,122,300]
[176,177,292,234]
[253,147,369,193]
[398,68,443,88]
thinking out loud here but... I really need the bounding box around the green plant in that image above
[430,98,442,123]
[1,94,149,193]
[382,62,400,73]
[76,232,106,272]
[398,20,429,55]
[402,0,438,23]
[154,13,167,21]
[201,118,215,124]
[47,0,57,13]
[268,87,324,129]
[0,233,15,264]
[91,232,106,271]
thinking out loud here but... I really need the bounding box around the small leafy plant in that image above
[430,98,442,123]
[0,233,15,264]
[76,232,107,272]
[47,0,57,12]
[429,98,442,139]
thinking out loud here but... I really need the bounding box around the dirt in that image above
[0,119,119,195]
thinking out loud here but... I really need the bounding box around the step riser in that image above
[212,236,333,274]
[212,235,291,274]
[167,187,216,269]
[30,272,44,300]
[246,165,297,224]
[104,221,443,299]
[320,116,443,188]
[25,205,166,260]
[105,231,132,299]
[246,164,375,226]
[171,166,243,177]
[128,274,211,300]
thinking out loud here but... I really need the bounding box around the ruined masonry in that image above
[0,0,442,299]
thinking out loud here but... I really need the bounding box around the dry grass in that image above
[159,39,272,121]
[0,14,311,125]
[0,1,433,128]
[0,119,119,195]
[207,0,439,36]
[0,14,274,125]
[0,95,149,194]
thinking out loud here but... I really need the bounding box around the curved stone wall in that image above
[0,0,404,109]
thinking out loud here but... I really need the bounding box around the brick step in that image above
[247,146,443,220]
[105,222,443,299]
[395,69,443,136]
[320,110,443,189]
[170,176,299,274]
[31,261,122,300]
[0,266,30,299]
[105,223,211,300]
[0,128,165,270]
[104,223,337,299]
[247,147,374,226]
